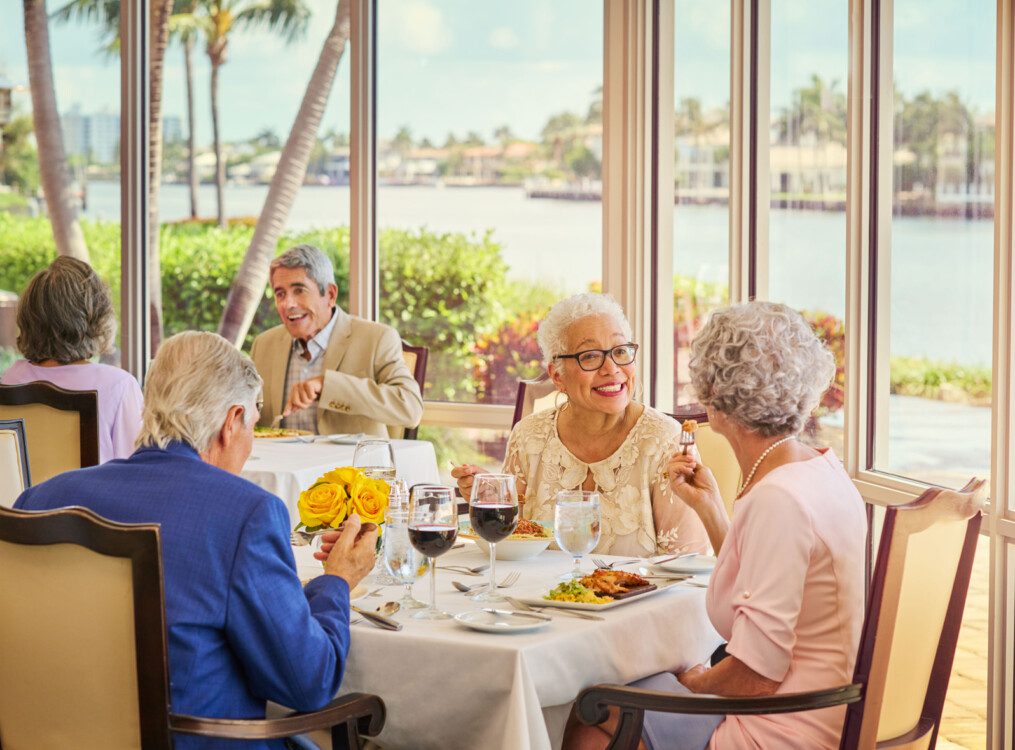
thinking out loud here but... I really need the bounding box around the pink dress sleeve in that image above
[724,485,815,682]
[108,377,144,459]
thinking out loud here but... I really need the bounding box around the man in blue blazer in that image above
[16,331,378,749]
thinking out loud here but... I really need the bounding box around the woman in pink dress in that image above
[1,257,143,463]
[564,301,866,750]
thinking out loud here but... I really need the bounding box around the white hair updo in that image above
[537,292,633,369]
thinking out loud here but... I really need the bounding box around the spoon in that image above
[438,563,490,576]
[376,601,401,616]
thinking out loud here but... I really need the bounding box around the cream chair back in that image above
[0,418,30,507]
[693,423,740,517]
[512,375,561,427]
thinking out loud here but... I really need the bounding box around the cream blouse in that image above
[502,406,710,557]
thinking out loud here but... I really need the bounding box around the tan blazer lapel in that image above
[323,307,353,374]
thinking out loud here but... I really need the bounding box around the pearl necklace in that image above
[736,435,797,499]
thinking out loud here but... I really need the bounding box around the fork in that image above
[439,563,490,576]
[451,571,521,593]
[591,557,640,570]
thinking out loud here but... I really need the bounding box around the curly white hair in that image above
[689,301,834,436]
[537,292,633,369]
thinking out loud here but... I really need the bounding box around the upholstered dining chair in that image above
[574,478,986,750]
[512,374,561,428]
[397,340,429,440]
[0,382,99,484]
[0,505,386,750]
[0,418,30,508]
[666,405,740,516]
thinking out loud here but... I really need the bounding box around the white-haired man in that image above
[16,331,377,749]
[250,244,423,436]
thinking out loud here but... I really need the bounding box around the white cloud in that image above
[488,26,519,51]
[389,0,452,56]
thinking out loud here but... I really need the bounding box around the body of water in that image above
[83,181,993,366]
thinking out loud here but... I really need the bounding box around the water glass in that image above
[408,485,458,620]
[554,490,601,579]
[382,510,428,609]
[468,474,519,602]
[353,439,397,482]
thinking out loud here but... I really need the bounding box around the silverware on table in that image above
[482,608,552,622]
[452,571,521,594]
[505,596,605,622]
[350,605,402,631]
[591,557,640,570]
[439,563,490,576]
[651,551,698,566]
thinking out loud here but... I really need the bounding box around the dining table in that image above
[293,545,723,750]
[242,437,441,525]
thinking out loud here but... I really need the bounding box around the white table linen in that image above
[294,546,722,750]
[242,439,440,524]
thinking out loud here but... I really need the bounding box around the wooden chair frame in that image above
[401,340,429,441]
[512,373,558,428]
[0,506,385,749]
[575,478,986,750]
[0,417,31,490]
[0,382,100,470]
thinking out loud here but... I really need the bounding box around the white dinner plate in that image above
[324,433,367,445]
[651,554,718,575]
[453,609,549,634]
[515,579,683,612]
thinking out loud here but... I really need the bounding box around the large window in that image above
[0,0,122,375]
[875,0,995,490]
[672,0,731,406]
[376,0,603,413]
[768,0,848,455]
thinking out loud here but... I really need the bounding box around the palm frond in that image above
[233,0,311,43]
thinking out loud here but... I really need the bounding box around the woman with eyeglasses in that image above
[452,293,709,557]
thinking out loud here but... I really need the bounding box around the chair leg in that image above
[606,707,645,750]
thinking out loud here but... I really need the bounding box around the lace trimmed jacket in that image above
[502,406,711,557]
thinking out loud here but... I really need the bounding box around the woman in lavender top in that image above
[1,257,143,463]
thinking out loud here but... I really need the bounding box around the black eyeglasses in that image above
[554,343,639,372]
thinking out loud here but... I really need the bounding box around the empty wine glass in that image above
[353,439,396,482]
[408,485,458,620]
[382,510,428,609]
[468,474,519,602]
[554,490,601,580]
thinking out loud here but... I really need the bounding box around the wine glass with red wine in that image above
[468,474,519,602]
[408,485,458,620]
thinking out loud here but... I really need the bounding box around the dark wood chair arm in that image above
[577,682,863,724]
[169,692,385,740]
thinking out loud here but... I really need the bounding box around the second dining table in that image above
[294,545,722,750]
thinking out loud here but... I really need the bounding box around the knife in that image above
[350,605,403,631]
[652,551,699,565]
[482,608,552,622]
[504,596,605,622]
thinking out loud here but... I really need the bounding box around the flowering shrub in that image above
[800,309,846,417]
[471,309,546,405]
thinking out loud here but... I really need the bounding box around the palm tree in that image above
[217,0,348,346]
[23,0,89,261]
[54,0,176,349]
[197,0,310,229]
[170,1,201,219]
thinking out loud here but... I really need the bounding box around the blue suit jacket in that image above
[16,441,351,750]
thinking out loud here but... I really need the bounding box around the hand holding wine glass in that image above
[468,474,519,602]
[408,485,458,620]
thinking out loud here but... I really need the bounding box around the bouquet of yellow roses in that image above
[295,467,390,546]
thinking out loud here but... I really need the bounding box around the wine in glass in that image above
[468,474,519,602]
[382,510,428,609]
[408,485,458,620]
[353,439,397,482]
[554,490,601,579]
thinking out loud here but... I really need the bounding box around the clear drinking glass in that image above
[468,474,519,602]
[353,439,397,482]
[553,490,601,579]
[382,510,428,609]
[408,485,458,620]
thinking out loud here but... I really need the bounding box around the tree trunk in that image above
[211,60,226,229]
[23,0,89,262]
[184,35,199,219]
[148,0,173,353]
[218,0,351,347]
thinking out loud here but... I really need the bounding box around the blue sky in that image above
[0,0,997,148]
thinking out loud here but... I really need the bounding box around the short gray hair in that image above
[16,257,116,363]
[689,301,835,437]
[537,293,633,368]
[269,244,335,295]
[138,331,262,452]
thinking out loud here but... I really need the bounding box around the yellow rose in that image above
[348,475,389,525]
[321,467,359,486]
[297,482,349,529]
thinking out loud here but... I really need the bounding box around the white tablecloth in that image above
[294,546,722,750]
[242,439,440,524]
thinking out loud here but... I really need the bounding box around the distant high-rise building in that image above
[60,105,120,164]
[163,115,183,144]
[61,104,89,160]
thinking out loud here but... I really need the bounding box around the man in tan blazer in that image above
[250,244,423,436]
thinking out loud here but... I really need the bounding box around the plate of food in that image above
[650,554,717,575]
[459,518,554,561]
[253,426,313,439]
[517,569,677,611]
